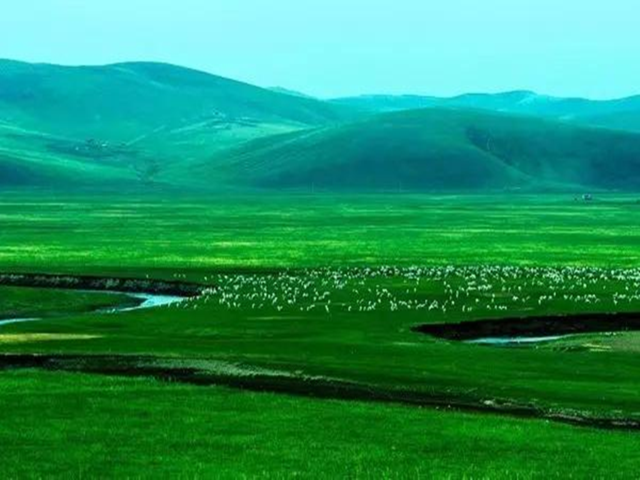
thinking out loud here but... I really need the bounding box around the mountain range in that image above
[1,58,640,192]
[331,91,640,132]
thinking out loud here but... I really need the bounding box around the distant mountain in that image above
[0,59,354,139]
[0,59,358,187]
[331,91,640,132]
[268,87,315,99]
[205,108,640,192]
[331,94,440,112]
[3,59,640,192]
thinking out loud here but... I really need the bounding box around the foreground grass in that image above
[1,370,638,479]
[2,193,640,477]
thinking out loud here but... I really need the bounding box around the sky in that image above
[1,0,639,99]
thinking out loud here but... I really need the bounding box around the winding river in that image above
[413,311,640,346]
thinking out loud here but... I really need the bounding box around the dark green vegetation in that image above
[0,272,204,297]
[1,370,639,478]
[332,90,640,132]
[211,108,640,191]
[0,194,640,477]
[3,59,640,192]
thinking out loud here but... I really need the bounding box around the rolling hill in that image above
[331,94,440,113]
[332,91,640,132]
[205,108,640,192]
[0,59,354,139]
[0,122,144,188]
[0,59,358,187]
[2,59,640,192]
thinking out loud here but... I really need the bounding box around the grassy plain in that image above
[0,286,130,319]
[1,370,639,479]
[1,193,640,272]
[1,193,640,477]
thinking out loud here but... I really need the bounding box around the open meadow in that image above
[1,193,640,477]
[5,3,640,477]
[2,192,640,272]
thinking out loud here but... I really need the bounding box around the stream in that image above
[464,335,567,346]
[413,311,640,346]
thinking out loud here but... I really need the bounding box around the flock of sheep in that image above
[165,266,640,318]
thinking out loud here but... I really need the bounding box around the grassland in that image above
[0,286,131,320]
[1,193,640,272]
[1,370,639,479]
[1,193,640,477]
[3,263,640,424]
[3,58,640,478]
[0,59,356,188]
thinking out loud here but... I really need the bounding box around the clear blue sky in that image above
[1,0,638,99]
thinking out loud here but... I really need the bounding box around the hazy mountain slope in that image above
[0,59,355,141]
[205,108,640,191]
[268,87,316,99]
[445,91,640,124]
[580,110,640,132]
[332,91,640,132]
[0,59,360,186]
[3,59,640,192]
[331,94,440,112]
[0,123,140,188]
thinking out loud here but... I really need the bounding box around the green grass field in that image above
[0,286,130,319]
[1,193,640,478]
[1,370,639,479]
[2,193,640,272]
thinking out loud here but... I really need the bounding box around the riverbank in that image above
[0,273,206,297]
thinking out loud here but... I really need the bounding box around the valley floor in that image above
[1,192,640,271]
[1,192,640,478]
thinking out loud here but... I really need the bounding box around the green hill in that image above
[332,91,640,132]
[0,122,143,188]
[0,59,354,139]
[268,87,316,99]
[0,59,357,187]
[331,94,440,113]
[205,108,640,192]
[3,59,640,192]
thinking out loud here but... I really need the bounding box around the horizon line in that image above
[2,56,639,103]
